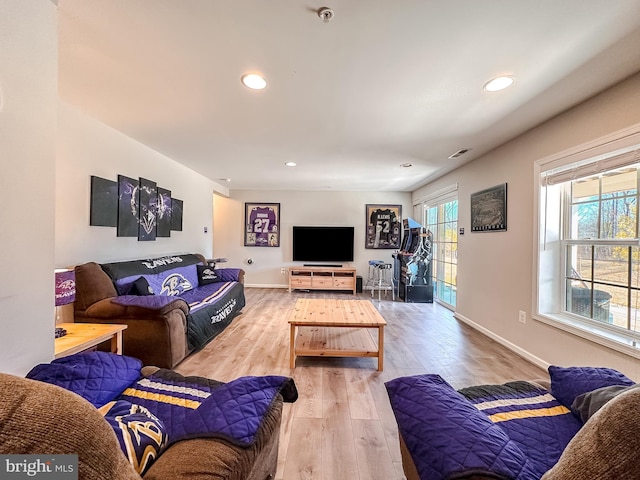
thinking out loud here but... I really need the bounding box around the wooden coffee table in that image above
[55,323,128,359]
[288,298,387,371]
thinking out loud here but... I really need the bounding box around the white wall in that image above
[0,1,58,375]
[56,101,223,266]
[214,190,412,286]
[413,72,640,380]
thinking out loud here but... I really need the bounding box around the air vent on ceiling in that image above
[448,148,470,159]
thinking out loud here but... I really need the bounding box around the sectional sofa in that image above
[74,253,245,368]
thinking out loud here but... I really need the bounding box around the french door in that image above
[424,198,458,308]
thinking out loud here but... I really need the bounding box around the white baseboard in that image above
[245,283,289,289]
[453,312,550,371]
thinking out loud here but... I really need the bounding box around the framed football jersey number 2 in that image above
[244,202,281,247]
[365,204,402,249]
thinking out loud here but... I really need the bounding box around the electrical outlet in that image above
[280,267,286,275]
[518,310,526,324]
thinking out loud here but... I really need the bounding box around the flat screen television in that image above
[292,226,354,263]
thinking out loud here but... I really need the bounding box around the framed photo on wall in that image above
[471,183,507,232]
[365,204,402,249]
[244,202,280,247]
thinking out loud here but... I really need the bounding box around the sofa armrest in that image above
[85,296,189,318]
[214,268,245,283]
[76,302,191,368]
[0,374,140,479]
[78,297,191,369]
[542,387,640,479]
[143,396,282,480]
[74,262,119,311]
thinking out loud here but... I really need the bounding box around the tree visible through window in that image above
[566,168,640,332]
[425,200,457,308]
[536,136,640,355]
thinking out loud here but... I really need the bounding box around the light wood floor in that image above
[175,288,546,480]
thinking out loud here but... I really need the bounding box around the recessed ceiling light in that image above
[483,75,515,92]
[241,73,267,90]
[285,161,297,167]
[218,178,231,183]
[400,163,413,168]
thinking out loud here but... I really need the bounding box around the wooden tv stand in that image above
[288,266,357,294]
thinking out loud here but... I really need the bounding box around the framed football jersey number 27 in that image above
[365,204,402,249]
[244,202,281,247]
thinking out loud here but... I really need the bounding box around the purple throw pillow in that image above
[549,365,635,409]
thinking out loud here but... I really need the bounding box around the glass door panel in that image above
[424,199,458,308]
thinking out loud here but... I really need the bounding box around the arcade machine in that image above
[392,218,434,303]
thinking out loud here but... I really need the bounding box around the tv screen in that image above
[292,226,354,263]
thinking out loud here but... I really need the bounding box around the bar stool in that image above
[364,260,383,292]
[371,262,394,302]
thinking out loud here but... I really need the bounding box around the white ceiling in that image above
[58,0,640,192]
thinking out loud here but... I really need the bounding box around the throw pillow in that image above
[197,264,220,285]
[131,276,154,296]
[548,365,635,410]
[100,400,168,475]
[571,383,640,423]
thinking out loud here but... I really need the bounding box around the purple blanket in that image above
[26,352,298,448]
[386,374,589,480]
[26,352,142,407]
[386,374,539,480]
[119,369,298,447]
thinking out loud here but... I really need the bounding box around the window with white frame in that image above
[535,128,640,357]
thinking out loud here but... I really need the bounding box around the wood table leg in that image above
[290,323,296,369]
[111,331,124,354]
[377,325,384,371]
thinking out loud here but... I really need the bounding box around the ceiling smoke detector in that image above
[448,148,471,159]
[318,7,334,23]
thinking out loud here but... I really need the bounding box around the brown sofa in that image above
[0,369,284,480]
[388,369,640,480]
[74,254,245,369]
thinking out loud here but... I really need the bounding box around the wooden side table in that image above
[55,323,128,359]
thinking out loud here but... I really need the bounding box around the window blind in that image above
[542,147,640,186]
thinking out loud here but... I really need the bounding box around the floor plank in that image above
[175,288,547,480]
[352,419,398,480]
[321,400,359,480]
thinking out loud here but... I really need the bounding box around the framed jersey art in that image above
[244,202,280,247]
[365,204,402,249]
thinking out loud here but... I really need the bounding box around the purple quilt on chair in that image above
[26,352,298,448]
